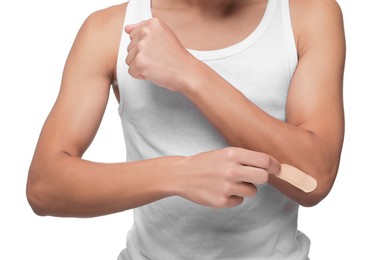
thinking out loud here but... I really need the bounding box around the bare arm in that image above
[27,5,280,217]
[184,0,346,206]
[26,5,181,217]
[125,0,345,206]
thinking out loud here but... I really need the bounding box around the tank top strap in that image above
[124,0,151,25]
[116,0,151,115]
[280,0,298,73]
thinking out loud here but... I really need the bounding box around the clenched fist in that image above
[125,18,200,92]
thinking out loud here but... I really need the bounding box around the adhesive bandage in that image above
[277,164,317,193]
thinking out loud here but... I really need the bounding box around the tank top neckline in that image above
[142,0,276,61]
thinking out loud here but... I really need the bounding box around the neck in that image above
[152,0,258,12]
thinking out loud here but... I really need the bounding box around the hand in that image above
[176,147,281,208]
[125,18,198,92]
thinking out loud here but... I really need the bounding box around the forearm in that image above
[183,64,340,205]
[27,152,183,217]
[184,64,312,158]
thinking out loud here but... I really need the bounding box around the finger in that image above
[128,64,145,80]
[239,149,281,175]
[127,27,145,44]
[127,38,138,52]
[225,196,244,208]
[124,20,147,34]
[231,182,257,198]
[126,43,138,66]
[237,166,269,185]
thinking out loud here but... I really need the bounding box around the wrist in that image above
[177,55,209,95]
[156,156,189,198]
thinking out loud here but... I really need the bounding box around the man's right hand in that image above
[174,147,281,208]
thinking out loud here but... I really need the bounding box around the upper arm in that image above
[286,0,346,172]
[33,5,125,159]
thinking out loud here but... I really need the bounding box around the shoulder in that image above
[289,0,342,12]
[81,3,128,38]
[289,0,345,56]
[289,0,343,24]
[73,3,128,49]
[67,3,128,79]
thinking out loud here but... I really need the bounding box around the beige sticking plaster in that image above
[277,164,317,193]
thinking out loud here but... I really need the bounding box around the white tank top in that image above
[116,0,310,259]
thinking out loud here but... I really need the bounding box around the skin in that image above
[27,0,345,217]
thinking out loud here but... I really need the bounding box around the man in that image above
[27,0,345,258]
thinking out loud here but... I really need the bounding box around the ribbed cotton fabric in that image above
[116,0,310,259]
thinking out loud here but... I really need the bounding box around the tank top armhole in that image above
[116,0,152,115]
[281,0,298,76]
[116,0,133,115]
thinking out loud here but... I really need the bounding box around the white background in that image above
[0,0,379,259]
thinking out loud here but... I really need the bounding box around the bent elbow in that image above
[26,168,50,217]
[298,192,326,207]
[298,170,337,207]
[26,187,49,216]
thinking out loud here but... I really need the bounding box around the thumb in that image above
[124,21,146,34]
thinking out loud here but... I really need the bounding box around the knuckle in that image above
[223,166,236,180]
[140,27,150,36]
[219,197,230,207]
[210,196,226,208]
[223,147,238,160]
[148,17,160,27]
[222,182,234,196]
[135,41,145,52]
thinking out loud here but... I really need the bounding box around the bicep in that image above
[286,0,345,160]
[37,13,117,158]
